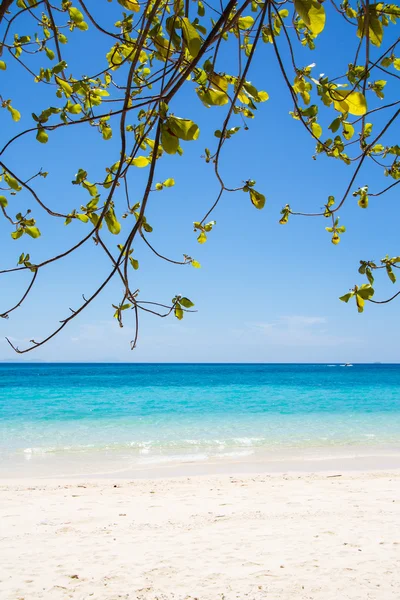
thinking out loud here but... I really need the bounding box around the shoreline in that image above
[1,443,400,479]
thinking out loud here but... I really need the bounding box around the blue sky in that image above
[1,2,399,362]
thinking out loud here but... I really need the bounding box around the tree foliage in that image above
[0,0,399,353]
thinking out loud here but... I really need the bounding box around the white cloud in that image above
[252,315,358,347]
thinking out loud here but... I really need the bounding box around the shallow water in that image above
[1,363,400,474]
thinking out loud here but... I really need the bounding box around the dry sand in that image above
[1,472,399,599]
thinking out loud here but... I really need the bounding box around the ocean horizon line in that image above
[0,361,396,365]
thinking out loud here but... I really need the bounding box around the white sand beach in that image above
[1,471,399,599]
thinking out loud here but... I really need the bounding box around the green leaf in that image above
[0,195,8,207]
[142,221,153,233]
[180,297,194,308]
[36,128,49,144]
[294,0,326,35]
[181,17,202,58]
[249,189,266,210]
[0,60,6,71]
[329,117,341,133]
[7,105,21,122]
[25,226,41,238]
[339,292,354,303]
[366,267,374,285]
[105,207,121,235]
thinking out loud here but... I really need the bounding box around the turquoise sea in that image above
[1,363,400,475]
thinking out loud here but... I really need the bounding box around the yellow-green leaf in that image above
[45,47,55,60]
[105,207,121,235]
[174,305,184,320]
[181,17,202,58]
[36,128,48,143]
[55,76,73,98]
[75,21,89,31]
[163,178,175,187]
[333,90,367,116]
[69,7,84,23]
[197,231,207,243]
[102,125,112,140]
[342,122,355,140]
[257,90,269,102]
[0,195,8,207]
[0,60,6,70]
[294,0,326,35]
[130,257,139,270]
[197,87,229,107]
[7,105,21,122]
[4,173,22,191]
[357,14,383,47]
[76,213,89,223]
[249,188,266,210]
[191,260,201,268]
[117,0,140,12]
[131,156,150,167]
[161,126,179,154]
[238,16,255,30]
[180,297,194,308]
[25,226,41,238]
[311,122,322,138]
[167,116,200,141]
